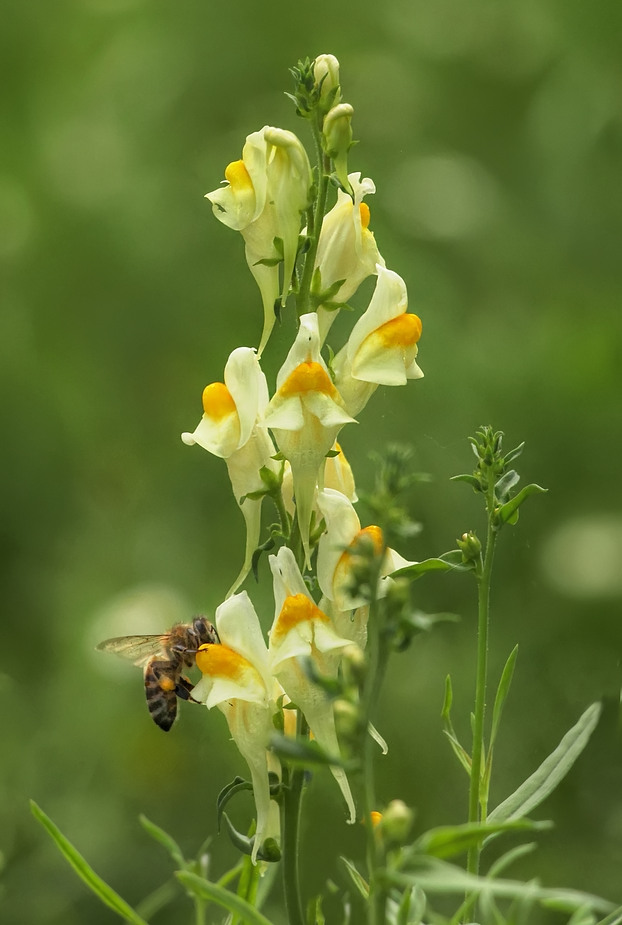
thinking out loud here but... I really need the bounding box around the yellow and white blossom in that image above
[268,546,356,823]
[181,347,279,595]
[192,592,279,863]
[317,488,414,646]
[281,441,358,517]
[206,127,312,354]
[315,172,384,344]
[263,313,356,566]
[333,265,423,417]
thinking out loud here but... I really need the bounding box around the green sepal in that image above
[139,814,187,869]
[339,857,369,900]
[177,871,276,924]
[391,549,475,581]
[450,473,483,492]
[495,483,548,526]
[411,818,550,860]
[220,813,281,863]
[30,801,149,925]
[270,732,348,769]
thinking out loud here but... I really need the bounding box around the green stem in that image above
[466,486,497,880]
[361,555,391,925]
[281,716,308,925]
[297,121,330,316]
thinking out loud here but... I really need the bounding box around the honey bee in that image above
[96,616,219,731]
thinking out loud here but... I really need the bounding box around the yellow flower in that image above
[268,547,356,823]
[263,314,355,566]
[206,127,312,354]
[181,347,278,595]
[314,172,384,344]
[317,488,415,631]
[192,592,279,864]
[333,266,423,417]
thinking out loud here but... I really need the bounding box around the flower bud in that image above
[457,531,482,563]
[322,103,354,194]
[314,53,341,110]
[379,799,414,844]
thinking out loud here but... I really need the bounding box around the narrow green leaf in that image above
[412,819,548,860]
[450,473,483,492]
[388,859,613,914]
[495,469,520,501]
[595,904,622,925]
[30,801,149,925]
[495,483,548,525]
[566,906,597,925]
[139,814,186,869]
[503,442,525,465]
[488,703,601,827]
[177,871,275,925]
[442,729,472,776]
[490,645,519,749]
[487,842,537,879]
[391,551,474,581]
[441,674,453,725]
[339,857,369,900]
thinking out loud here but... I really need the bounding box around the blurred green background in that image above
[2,0,622,922]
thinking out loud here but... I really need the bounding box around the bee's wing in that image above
[96,635,169,667]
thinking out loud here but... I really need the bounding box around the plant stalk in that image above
[466,486,497,879]
[281,717,307,925]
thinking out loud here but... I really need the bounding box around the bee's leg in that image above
[175,676,195,701]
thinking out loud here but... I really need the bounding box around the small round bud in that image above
[380,799,414,844]
[457,531,482,563]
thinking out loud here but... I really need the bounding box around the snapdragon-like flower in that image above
[205,127,312,354]
[333,265,423,417]
[317,488,414,646]
[268,546,356,822]
[191,592,279,863]
[263,313,356,565]
[281,441,358,518]
[181,347,278,595]
[314,172,384,344]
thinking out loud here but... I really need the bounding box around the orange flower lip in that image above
[224,158,253,191]
[279,361,338,398]
[196,642,252,681]
[202,382,237,419]
[375,313,422,348]
[272,593,329,643]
